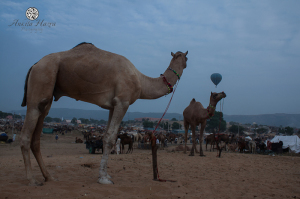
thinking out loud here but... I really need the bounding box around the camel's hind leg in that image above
[21,62,58,186]
[20,99,53,186]
[20,108,42,186]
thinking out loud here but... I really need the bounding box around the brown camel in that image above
[205,133,216,152]
[183,92,226,156]
[20,42,188,185]
[120,134,133,154]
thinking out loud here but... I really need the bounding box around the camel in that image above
[205,133,216,152]
[20,42,188,185]
[183,92,226,156]
[120,134,133,154]
[133,132,143,148]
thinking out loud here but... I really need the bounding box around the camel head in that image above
[170,51,188,71]
[210,91,226,104]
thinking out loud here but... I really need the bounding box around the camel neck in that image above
[206,103,217,119]
[138,67,182,99]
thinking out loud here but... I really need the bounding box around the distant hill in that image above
[223,113,300,128]
[13,108,300,128]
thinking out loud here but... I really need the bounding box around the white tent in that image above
[270,135,300,153]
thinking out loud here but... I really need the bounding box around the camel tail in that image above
[21,65,34,107]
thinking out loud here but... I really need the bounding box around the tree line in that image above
[0,111,22,119]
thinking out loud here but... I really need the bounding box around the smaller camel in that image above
[183,92,226,156]
[120,134,133,154]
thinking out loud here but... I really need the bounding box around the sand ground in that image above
[0,131,299,199]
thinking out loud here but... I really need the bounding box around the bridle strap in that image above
[168,68,180,79]
[161,74,173,94]
[160,68,180,94]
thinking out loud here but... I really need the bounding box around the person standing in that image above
[116,136,121,155]
[55,134,58,143]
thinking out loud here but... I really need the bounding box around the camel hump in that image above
[190,98,196,104]
[72,42,94,48]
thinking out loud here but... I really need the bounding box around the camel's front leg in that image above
[189,125,196,156]
[98,99,129,184]
[199,122,206,156]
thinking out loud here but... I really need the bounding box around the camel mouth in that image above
[221,92,226,98]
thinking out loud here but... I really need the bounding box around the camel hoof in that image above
[98,177,114,184]
[29,179,43,186]
[45,176,58,182]
[107,174,112,179]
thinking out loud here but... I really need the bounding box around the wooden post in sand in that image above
[151,134,158,180]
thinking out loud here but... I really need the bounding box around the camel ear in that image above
[211,92,213,96]
[185,51,188,55]
[171,52,175,57]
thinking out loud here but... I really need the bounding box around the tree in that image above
[163,122,169,130]
[257,127,267,134]
[143,120,153,128]
[285,126,294,135]
[44,116,53,123]
[53,118,61,123]
[171,118,177,121]
[71,117,77,125]
[79,118,90,124]
[205,111,226,132]
[228,124,245,135]
[278,127,285,134]
[172,122,180,129]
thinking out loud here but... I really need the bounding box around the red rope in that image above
[152,81,179,182]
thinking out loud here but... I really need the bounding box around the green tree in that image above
[143,120,153,128]
[285,126,294,135]
[278,127,285,134]
[79,118,90,124]
[71,117,77,125]
[172,122,180,129]
[44,116,53,123]
[228,124,245,135]
[257,127,268,134]
[205,111,226,132]
[171,118,177,121]
[53,118,61,123]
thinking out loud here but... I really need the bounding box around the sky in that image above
[0,0,300,116]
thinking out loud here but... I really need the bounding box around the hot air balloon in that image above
[210,73,222,87]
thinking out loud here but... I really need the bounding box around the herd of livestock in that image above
[78,126,284,156]
[0,119,285,156]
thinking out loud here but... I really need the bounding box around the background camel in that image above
[20,42,188,185]
[183,92,226,156]
[120,134,133,154]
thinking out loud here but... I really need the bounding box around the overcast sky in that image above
[0,0,300,116]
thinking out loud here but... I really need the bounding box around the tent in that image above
[269,135,300,153]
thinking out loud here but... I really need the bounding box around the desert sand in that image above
[0,131,299,199]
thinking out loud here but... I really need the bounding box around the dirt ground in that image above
[0,131,299,199]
